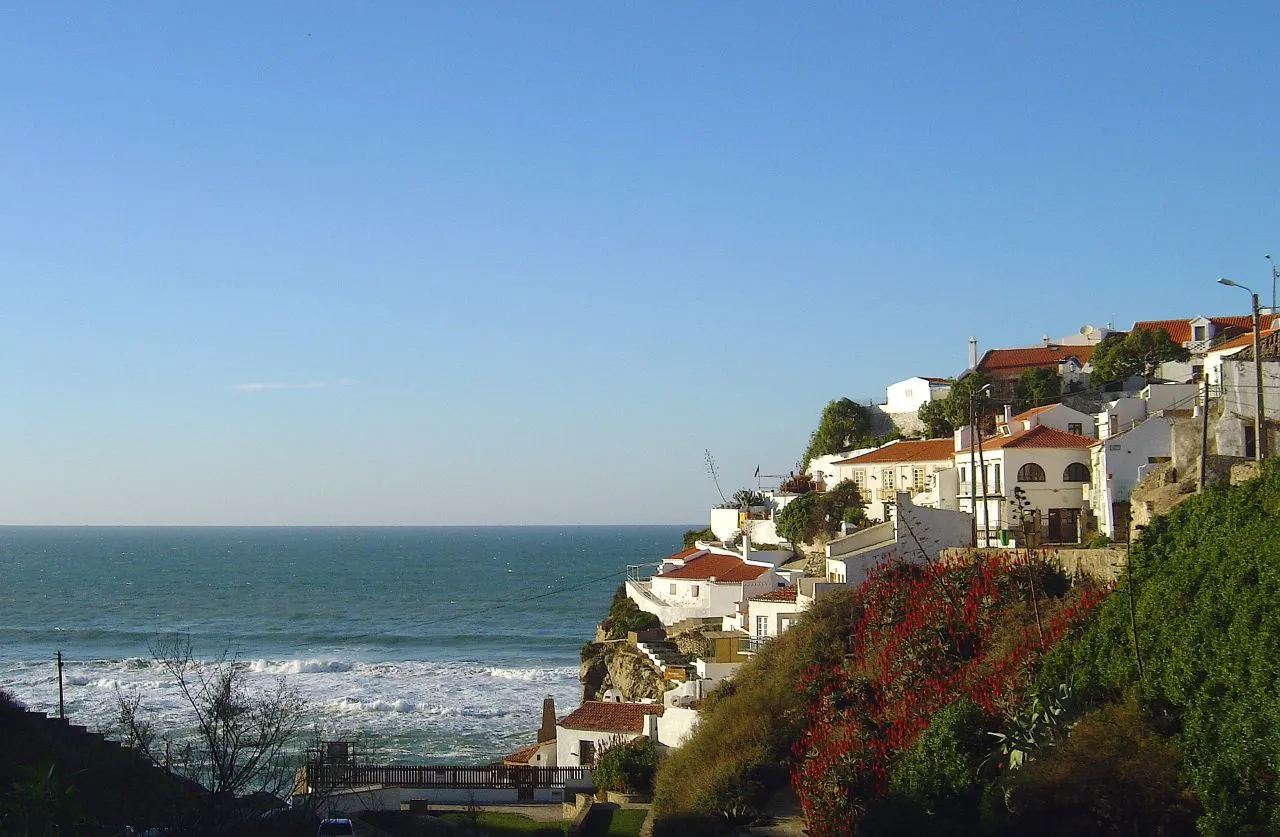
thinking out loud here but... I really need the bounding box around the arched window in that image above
[1063,463,1091,483]
[1017,463,1046,482]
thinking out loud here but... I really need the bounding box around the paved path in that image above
[743,788,807,836]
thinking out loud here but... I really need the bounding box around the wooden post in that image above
[56,651,65,719]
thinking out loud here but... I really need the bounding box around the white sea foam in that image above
[1,656,581,761]
[249,659,354,675]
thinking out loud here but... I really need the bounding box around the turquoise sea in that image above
[0,525,687,763]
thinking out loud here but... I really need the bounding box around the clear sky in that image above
[2,3,1278,525]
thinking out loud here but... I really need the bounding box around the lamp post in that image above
[1218,278,1266,461]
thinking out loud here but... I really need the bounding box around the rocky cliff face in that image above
[579,640,665,703]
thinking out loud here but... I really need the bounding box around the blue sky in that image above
[2,3,1278,524]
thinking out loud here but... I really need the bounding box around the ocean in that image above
[0,525,687,764]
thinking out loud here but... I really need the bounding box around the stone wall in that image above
[938,546,1128,582]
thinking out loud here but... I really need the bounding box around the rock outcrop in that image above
[579,641,665,703]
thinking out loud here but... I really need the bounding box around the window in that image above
[912,468,927,491]
[756,615,769,638]
[881,469,895,487]
[852,470,867,492]
[669,583,677,595]
[579,740,596,767]
[1017,463,1046,482]
[1193,325,1207,341]
[1067,422,1083,435]
[990,464,1002,494]
[691,584,700,598]
[1063,463,1091,482]
[1109,415,1119,436]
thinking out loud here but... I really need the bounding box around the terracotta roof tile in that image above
[1207,328,1280,354]
[658,553,770,582]
[976,345,1095,376]
[663,546,704,562]
[502,743,543,765]
[1131,315,1280,344]
[750,585,798,603]
[974,425,1096,450]
[558,701,663,733]
[834,438,955,465]
[1008,404,1057,422]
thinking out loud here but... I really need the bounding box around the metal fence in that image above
[308,763,590,790]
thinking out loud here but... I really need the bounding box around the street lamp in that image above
[1218,278,1266,461]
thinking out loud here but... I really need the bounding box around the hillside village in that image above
[500,308,1280,780]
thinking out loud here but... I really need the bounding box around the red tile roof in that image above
[977,425,1096,450]
[1207,328,1280,354]
[1008,404,1057,422]
[663,546,704,562]
[558,701,663,733]
[1131,315,1280,344]
[834,438,955,465]
[658,553,770,582]
[750,585,798,603]
[922,377,952,383]
[502,742,543,765]
[976,345,1095,377]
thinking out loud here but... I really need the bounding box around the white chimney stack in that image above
[968,337,978,370]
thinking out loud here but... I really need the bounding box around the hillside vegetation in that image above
[654,463,1280,836]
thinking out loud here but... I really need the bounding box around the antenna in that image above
[1268,254,1277,311]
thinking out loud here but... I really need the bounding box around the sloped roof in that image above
[502,742,544,765]
[982,425,1096,450]
[658,553,770,582]
[663,546,705,562]
[976,345,1095,377]
[1207,327,1280,355]
[750,585,798,603]
[558,701,663,733]
[834,438,955,465]
[923,377,952,383]
[1131,315,1280,344]
[1008,404,1058,422]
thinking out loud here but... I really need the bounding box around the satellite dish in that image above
[1080,324,1094,335]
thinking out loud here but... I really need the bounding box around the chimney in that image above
[537,696,556,743]
[1004,404,1012,426]
[968,337,978,370]
[1042,335,1051,348]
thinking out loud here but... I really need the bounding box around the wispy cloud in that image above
[234,379,357,392]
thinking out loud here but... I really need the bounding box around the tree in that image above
[1012,367,1061,412]
[916,399,955,438]
[1089,328,1190,387]
[116,634,307,816]
[775,481,867,546]
[801,398,875,467]
[916,373,993,438]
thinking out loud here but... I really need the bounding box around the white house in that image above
[625,547,782,626]
[1096,397,1149,440]
[997,403,1096,438]
[829,438,958,522]
[825,492,972,585]
[556,700,664,768]
[881,376,952,435]
[973,342,1096,402]
[1131,314,1280,383]
[742,585,800,646]
[1087,416,1172,540]
[956,424,1095,545]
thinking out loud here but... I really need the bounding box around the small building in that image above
[825,492,972,585]
[556,701,664,768]
[956,424,1095,545]
[829,438,958,521]
[998,403,1096,438]
[625,548,781,626]
[744,585,800,647]
[1087,416,1172,540]
[973,342,1096,402]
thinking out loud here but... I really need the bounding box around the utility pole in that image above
[1199,374,1210,490]
[968,391,979,546]
[56,651,65,719]
[1218,278,1266,462]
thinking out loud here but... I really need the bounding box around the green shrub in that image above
[600,584,661,640]
[594,737,659,794]
[651,587,861,832]
[682,527,713,548]
[1084,532,1113,549]
[1040,461,1280,835]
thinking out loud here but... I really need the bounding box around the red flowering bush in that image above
[791,553,1109,836]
